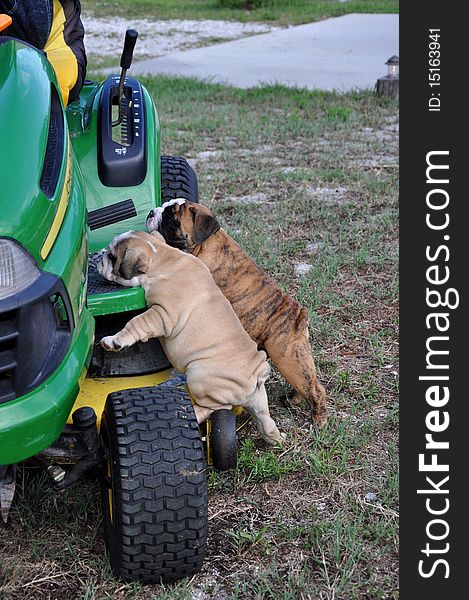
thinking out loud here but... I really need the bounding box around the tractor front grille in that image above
[0,273,73,405]
[0,309,18,403]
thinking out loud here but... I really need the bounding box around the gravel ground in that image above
[82,14,283,61]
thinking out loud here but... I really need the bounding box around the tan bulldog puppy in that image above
[97,230,284,445]
[147,200,327,427]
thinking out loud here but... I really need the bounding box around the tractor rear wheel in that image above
[161,156,198,204]
[100,386,207,583]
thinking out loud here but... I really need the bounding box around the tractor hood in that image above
[0,39,68,265]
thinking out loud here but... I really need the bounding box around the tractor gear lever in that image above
[112,29,138,128]
[120,29,138,70]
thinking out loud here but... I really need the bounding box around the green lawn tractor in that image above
[0,25,237,583]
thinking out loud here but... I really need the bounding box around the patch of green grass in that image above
[82,0,399,25]
[226,525,273,556]
[237,438,299,482]
[326,104,354,124]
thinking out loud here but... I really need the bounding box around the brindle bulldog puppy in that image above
[147,200,327,427]
[97,230,284,445]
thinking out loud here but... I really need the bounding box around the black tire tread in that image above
[161,155,198,203]
[102,386,207,583]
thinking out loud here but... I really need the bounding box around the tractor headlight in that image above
[0,239,40,300]
[0,239,73,404]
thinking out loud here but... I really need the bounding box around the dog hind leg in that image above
[264,330,327,428]
[185,374,234,423]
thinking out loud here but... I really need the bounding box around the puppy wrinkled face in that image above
[97,231,152,284]
[97,248,118,280]
[147,200,220,252]
[147,198,191,252]
[147,198,187,233]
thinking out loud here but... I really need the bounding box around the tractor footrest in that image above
[87,252,122,295]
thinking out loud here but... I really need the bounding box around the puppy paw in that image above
[313,411,328,430]
[100,336,123,352]
[265,431,286,446]
[289,391,304,406]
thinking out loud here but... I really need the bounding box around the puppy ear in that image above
[132,254,149,277]
[121,247,150,278]
[190,207,220,245]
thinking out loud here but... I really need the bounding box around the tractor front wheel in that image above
[100,386,207,583]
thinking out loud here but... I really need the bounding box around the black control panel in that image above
[97,75,147,187]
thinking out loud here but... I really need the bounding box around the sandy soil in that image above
[82,14,283,60]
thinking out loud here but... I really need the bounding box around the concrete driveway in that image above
[130,13,399,91]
